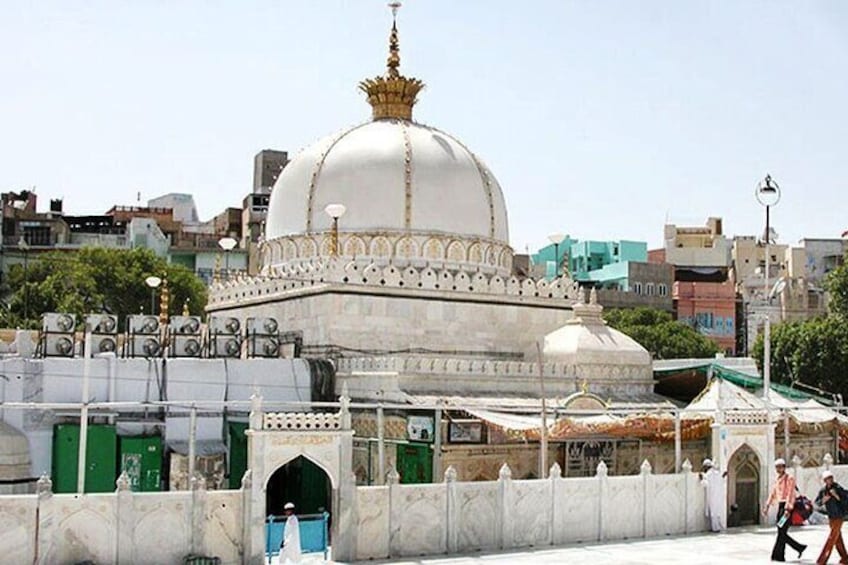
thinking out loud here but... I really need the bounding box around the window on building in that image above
[633,282,642,295]
[658,284,668,296]
[646,283,655,296]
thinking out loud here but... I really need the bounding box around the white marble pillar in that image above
[190,474,207,557]
[35,474,53,565]
[497,463,513,550]
[596,460,608,542]
[444,466,458,554]
[115,471,133,564]
[682,459,693,534]
[548,462,562,546]
[640,459,652,538]
[387,466,402,557]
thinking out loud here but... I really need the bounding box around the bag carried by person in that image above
[792,495,813,525]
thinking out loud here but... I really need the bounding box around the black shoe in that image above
[798,545,807,558]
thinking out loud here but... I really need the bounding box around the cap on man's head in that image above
[702,458,713,468]
[284,502,295,510]
[774,458,786,467]
[823,470,834,480]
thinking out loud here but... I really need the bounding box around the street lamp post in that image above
[218,237,238,279]
[324,204,347,257]
[144,275,162,316]
[548,233,565,277]
[18,236,30,324]
[755,174,781,401]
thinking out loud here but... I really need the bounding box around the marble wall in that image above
[352,459,714,561]
[0,476,245,565]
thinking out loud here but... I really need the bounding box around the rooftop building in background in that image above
[663,217,731,282]
[147,193,200,225]
[242,150,289,273]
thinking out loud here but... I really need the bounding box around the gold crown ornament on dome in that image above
[359,2,425,121]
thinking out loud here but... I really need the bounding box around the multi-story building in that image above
[532,237,674,312]
[242,150,289,274]
[659,217,737,354]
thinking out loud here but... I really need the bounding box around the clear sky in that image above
[1,1,846,251]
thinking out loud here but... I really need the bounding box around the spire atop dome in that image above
[359,2,425,121]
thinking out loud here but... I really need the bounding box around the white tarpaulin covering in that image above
[684,377,847,425]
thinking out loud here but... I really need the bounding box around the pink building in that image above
[674,280,737,355]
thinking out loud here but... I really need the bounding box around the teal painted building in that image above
[533,238,649,291]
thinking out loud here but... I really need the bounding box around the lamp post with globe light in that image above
[218,237,238,279]
[324,204,347,257]
[548,233,565,278]
[755,174,781,401]
[144,276,162,316]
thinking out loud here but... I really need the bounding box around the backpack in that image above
[793,495,813,525]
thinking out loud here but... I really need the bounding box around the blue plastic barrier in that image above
[265,512,330,563]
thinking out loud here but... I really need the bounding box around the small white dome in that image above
[265,119,509,243]
[544,301,652,372]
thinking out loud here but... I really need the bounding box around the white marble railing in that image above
[207,257,580,306]
[353,459,707,560]
[262,411,341,431]
[336,356,653,382]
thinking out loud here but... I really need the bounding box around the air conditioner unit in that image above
[169,315,201,335]
[251,336,280,358]
[45,334,75,357]
[209,335,241,358]
[129,336,161,358]
[42,313,76,334]
[41,313,76,358]
[128,315,161,335]
[170,335,202,358]
[94,336,118,354]
[246,317,278,335]
[86,314,117,335]
[208,316,240,335]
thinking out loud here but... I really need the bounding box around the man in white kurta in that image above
[700,459,727,532]
[280,502,302,564]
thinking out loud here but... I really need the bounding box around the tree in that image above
[3,247,207,329]
[824,259,848,318]
[753,317,848,400]
[603,307,721,360]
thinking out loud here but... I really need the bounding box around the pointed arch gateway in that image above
[726,443,761,526]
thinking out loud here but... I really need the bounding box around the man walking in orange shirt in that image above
[763,458,807,562]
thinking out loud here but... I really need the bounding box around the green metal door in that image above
[228,422,248,490]
[396,443,432,484]
[119,435,162,492]
[52,424,117,493]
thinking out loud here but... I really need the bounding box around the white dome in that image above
[544,301,652,372]
[265,119,509,244]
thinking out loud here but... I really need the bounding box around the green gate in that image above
[228,422,248,490]
[396,443,432,484]
[119,435,163,492]
[52,424,117,493]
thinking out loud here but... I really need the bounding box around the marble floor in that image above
[358,524,840,564]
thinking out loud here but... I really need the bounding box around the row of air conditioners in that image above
[38,313,294,359]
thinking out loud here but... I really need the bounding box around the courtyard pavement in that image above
[357,524,839,564]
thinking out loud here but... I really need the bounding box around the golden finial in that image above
[581,380,589,394]
[182,298,190,316]
[159,276,170,325]
[359,2,425,121]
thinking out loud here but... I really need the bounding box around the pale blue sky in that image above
[1,1,846,250]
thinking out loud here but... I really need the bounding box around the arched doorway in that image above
[265,455,332,518]
[727,445,761,526]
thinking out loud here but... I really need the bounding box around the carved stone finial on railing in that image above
[498,463,512,481]
[116,470,131,492]
[444,465,457,483]
[640,459,653,475]
[36,473,52,495]
[682,459,693,473]
[240,469,253,490]
[386,466,400,485]
[339,383,351,430]
[791,455,802,469]
[824,453,834,469]
[596,460,608,477]
[549,462,562,479]
[249,393,263,430]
